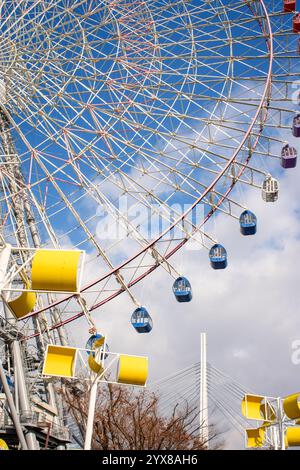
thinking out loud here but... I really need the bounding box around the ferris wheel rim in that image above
[20,0,274,337]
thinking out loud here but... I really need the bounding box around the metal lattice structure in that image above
[0,0,299,449]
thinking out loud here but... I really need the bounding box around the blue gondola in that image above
[131,307,153,333]
[239,210,257,236]
[85,334,109,359]
[172,277,192,302]
[209,244,227,270]
[0,372,14,393]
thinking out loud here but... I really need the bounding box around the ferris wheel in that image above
[0,0,298,336]
[0,0,299,338]
[0,0,299,449]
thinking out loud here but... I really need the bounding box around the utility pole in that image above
[200,332,209,449]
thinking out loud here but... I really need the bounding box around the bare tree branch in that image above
[57,384,222,450]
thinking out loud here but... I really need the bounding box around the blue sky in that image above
[1,0,299,450]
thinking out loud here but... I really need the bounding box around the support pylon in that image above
[200,332,209,449]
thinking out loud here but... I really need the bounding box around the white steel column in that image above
[12,341,39,450]
[278,397,286,451]
[84,379,98,450]
[0,358,28,450]
[200,332,209,449]
[0,245,37,449]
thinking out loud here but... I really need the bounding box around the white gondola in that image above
[262,176,279,202]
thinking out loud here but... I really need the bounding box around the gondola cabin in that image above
[86,334,108,359]
[293,114,300,137]
[0,373,13,393]
[209,244,227,270]
[293,13,300,32]
[284,0,296,12]
[281,144,297,168]
[131,307,153,333]
[172,277,192,302]
[239,210,257,236]
[262,176,279,202]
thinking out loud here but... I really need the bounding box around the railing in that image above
[50,423,70,442]
[1,409,70,442]
[19,410,38,426]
